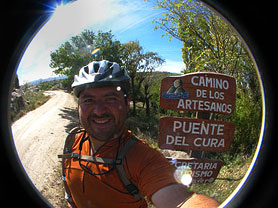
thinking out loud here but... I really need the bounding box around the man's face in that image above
[78,87,129,142]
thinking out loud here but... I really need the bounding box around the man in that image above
[61,60,219,208]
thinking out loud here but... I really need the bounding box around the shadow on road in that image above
[58,107,79,133]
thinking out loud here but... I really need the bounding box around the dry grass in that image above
[40,163,68,208]
[189,154,252,203]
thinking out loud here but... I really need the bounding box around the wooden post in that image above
[190,111,211,159]
[158,72,236,184]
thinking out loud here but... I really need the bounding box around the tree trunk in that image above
[190,111,211,158]
[131,77,136,116]
[144,85,150,117]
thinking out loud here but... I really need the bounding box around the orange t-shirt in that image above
[64,129,177,208]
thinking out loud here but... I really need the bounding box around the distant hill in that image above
[24,71,179,87]
[28,76,67,86]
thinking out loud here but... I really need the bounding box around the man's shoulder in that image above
[125,133,169,165]
[125,133,155,154]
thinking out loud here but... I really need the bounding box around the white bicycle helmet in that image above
[72,60,130,97]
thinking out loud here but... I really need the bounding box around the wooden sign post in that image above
[160,72,236,114]
[158,117,235,152]
[159,72,236,184]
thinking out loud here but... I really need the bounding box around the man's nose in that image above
[92,100,108,116]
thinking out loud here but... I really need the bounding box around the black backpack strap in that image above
[115,136,143,200]
[57,127,85,204]
[58,127,85,173]
[62,127,85,154]
[58,131,143,200]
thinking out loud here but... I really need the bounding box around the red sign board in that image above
[160,72,236,115]
[158,117,235,152]
[167,157,223,183]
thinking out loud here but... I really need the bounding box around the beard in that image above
[80,113,124,142]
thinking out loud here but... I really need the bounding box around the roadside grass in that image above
[11,79,66,123]
[11,90,50,123]
[24,90,50,111]
[40,163,68,208]
[188,153,252,203]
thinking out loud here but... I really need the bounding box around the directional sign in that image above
[160,72,236,115]
[168,157,223,183]
[158,117,235,152]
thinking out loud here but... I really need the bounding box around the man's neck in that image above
[89,138,105,153]
[89,128,126,153]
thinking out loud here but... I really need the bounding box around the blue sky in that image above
[17,0,185,85]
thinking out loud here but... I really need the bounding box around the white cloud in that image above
[17,0,134,84]
[158,60,185,74]
[41,0,156,44]
[16,0,172,84]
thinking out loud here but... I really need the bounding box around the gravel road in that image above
[11,90,78,207]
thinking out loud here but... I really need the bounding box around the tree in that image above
[120,41,143,116]
[120,41,164,116]
[152,0,262,158]
[153,0,259,101]
[50,30,122,90]
[141,52,165,117]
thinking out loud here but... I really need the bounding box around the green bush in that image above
[230,91,262,156]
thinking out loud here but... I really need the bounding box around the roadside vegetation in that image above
[10,79,64,123]
[125,95,257,204]
[14,0,263,206]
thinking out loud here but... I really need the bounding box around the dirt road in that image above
[11,90,78,207]
[11,90,188,207]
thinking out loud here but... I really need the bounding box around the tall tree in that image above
[152,0,262,157]
[120,41,164,116]
[50,30,121,90]
[120,41,143,116]
[141,52,165,117]
[153,0,259,101]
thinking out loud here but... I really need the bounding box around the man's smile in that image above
[92,117,111,124]
[93,119,110,124]
[89,114,114,127]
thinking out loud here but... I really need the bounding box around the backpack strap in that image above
[58,127,85,159]
[60,152,117,164]
[58,130,143,200]
[57,127,85,204]
[115,135,143,200]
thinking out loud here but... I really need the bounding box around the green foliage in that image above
[153,0,260,101]
[50,32,164,117]
[120,41,165,116]
[40,83,53,91]
[50,30,122,90]
[152,0,262,160]
[230,90,262,156]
